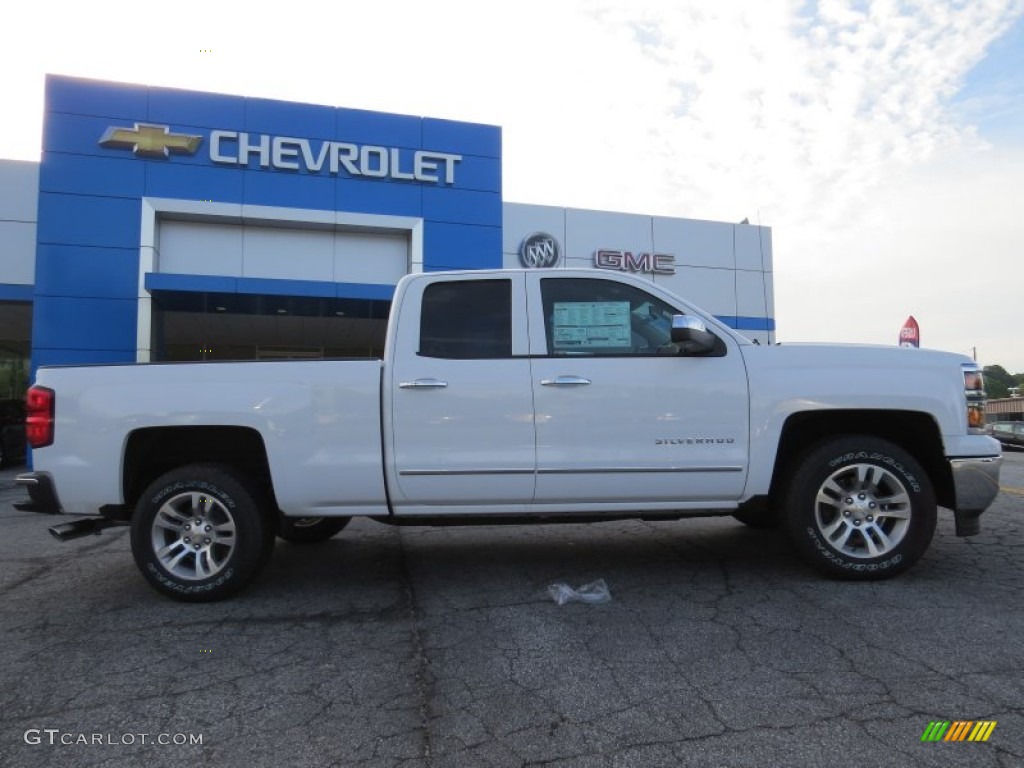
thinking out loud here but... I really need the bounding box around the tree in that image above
[984,365,1013,399]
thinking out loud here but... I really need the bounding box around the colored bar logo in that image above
[921,721,997,742]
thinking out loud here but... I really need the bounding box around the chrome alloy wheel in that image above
[814,463,912,559]
[150,492,237,580]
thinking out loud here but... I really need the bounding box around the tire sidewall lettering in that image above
[804,525,903,571]
[145,562,236,593]
[827,451,921,492]
[149,480,237,509]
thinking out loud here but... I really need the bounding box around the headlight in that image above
[962,363,987,434]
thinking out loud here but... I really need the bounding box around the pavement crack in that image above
[397,527,435,766]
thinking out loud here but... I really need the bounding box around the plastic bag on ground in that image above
[547,579,611,605]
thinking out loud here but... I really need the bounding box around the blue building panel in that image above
[424,188,502,227]
[46,76,148,121]
[335,282,396,300]
[449,155,501,193]
[337,107,423,149]
[145,273,238,294]
[36,193,141,249]
[732,316,776,332]
[336,178,422,218]
[148,86,246,130]
[32,296,137,351]
[0,284,34,301]
[244,168,335,210]
[39,152,145,199]
[42,111,215,170]
[36,245,139,299]
[145,162,245,204]
[246,98,336,141]
[236,277,337,299]
[43,112,127,158]
[423,118,501,158]
[423,223,503,270]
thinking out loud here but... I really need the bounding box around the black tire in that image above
[130,464,273,602]
[782,436,936,580]
[276,515,350,544]
[732,507,779,529]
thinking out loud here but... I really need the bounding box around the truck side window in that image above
[419,280,512,359]
[540,278,685,356]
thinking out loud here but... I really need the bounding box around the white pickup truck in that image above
[18,269,1001,601]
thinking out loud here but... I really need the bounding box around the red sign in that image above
[899,316,920,348]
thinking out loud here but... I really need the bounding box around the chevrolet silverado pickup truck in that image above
[17,269,1002,601]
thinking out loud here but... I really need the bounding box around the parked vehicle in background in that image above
[988,421,1024,450]
[0,399,26,467]
[16,269,1003,601]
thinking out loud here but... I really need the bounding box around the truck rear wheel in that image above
[276,515,349,544]
[782,436,936,580]
[130,464,272,602]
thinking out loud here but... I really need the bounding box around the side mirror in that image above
[671,315,717,355]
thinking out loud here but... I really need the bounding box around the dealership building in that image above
[0,75,775,398]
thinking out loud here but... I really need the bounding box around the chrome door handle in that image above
[398,378,449,389]
[540,376,592,387]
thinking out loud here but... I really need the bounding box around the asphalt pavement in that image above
[1,454,1022,768]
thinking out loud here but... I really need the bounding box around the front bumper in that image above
[949,456,1001,536]
[14,472,63,515]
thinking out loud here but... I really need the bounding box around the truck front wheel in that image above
[782,436,936,580]
[130,464,273,602]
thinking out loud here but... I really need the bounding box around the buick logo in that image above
[519,232,561,269]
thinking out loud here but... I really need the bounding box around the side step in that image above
[49,518,123,542]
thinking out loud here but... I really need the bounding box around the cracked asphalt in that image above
[1,454,1022,768]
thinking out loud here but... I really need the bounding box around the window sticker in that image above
[552,301,631,350]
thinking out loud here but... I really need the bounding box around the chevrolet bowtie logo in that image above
[98,123,203,158]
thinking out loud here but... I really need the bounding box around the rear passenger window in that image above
[419,280,512,359]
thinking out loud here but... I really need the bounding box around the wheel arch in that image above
[122,426,277,518]
[769,410,954,509]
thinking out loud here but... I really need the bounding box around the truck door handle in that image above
[398,378,449,389]
[540,376,592,387]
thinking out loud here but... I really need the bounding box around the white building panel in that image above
[657,266,737,318]
[735,224,771,271]
[333,232,409,285]
[653,216,733,269]
[158,220,244,276]
[157,220,409,285]
[242,226,334,282]
[0,159,39,223]
[0,222,37,285]
[735,270,769,320]
[502,203,566,269]
[0,160,39,287]
[564,208,653,262]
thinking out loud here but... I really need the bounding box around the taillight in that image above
[962,364,986,434]
[26,386,55,448]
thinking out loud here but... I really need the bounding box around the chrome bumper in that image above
[949,456,1001,536]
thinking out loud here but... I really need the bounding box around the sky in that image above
[3,0,1023,371]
